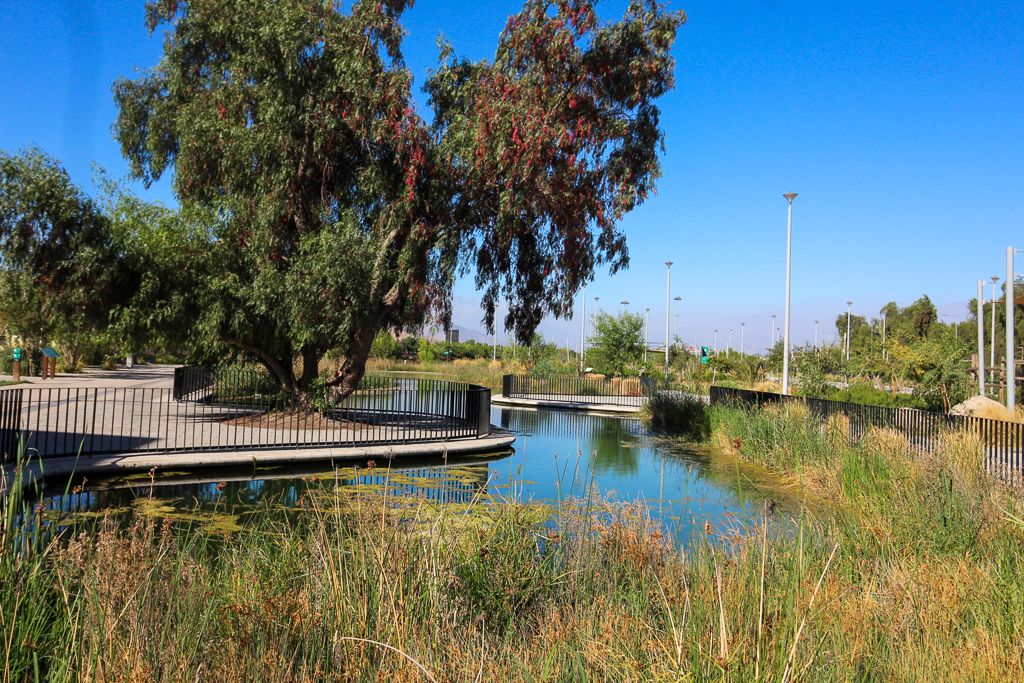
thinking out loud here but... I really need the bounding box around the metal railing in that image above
[502,374,657,407]
[0,368,492,460]
[709,386,1023,480]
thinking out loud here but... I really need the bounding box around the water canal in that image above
[32,405,796,536]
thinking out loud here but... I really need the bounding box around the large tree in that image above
[112,0,685,396]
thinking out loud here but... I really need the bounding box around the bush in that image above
[641,392,710,440]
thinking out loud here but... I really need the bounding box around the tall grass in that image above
[3,421,1024,680]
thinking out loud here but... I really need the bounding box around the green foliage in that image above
[417,338,436,362]
[587,310,646,377]
[370,331,399,359]
[641,392,710,440]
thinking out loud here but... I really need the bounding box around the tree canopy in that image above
[587,309,645,376]
[109,0,686,395]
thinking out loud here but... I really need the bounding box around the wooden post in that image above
[12,360,19,382]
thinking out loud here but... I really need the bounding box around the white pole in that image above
[782,192,796,394]
[978,280,986,396]
[846,301,853,361]
[714,330,718,355]
[580,285,586,372]
[771,315,776,346]
[729,329,733,355]
[644,308,650,363]
[741,323,745,357]
[882,312,887,359]
[991,277,999,384]
[814,320,818,348]
[665,262,672,386]
[1007,247,1015,413]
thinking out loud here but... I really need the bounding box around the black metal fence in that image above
[709,386,1023,479]
[502,374,657,407]
[0,368,492,460]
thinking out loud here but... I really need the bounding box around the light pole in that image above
[882,312,887,360]
[978,280,986,396]
[845,301,853,361]
[782,192,796,394]
[729,329,733,356]
[674,296,681,338]
[644,308,650,363]
[1007,248,1016,413]
[771,314,776,346]
[991,276,1000,385]
[714,330,718,355]
[814,320,819,348]
[579,285,586,372]
[665,261,672,386]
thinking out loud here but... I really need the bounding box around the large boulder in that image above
[949,395,1010,418]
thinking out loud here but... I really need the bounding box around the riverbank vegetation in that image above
[7,390,1024,682]
[642,393,1024,680]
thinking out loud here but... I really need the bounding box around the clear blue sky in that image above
[3,0,1022,354]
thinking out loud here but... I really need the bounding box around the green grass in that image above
[4,405,1024,681]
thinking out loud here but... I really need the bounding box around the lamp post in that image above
[845,301,853,361]
[665,261,672,386]
[579,285,586,372]
[1007,248,1016,413]
[771,314,776,346]
[714,330,718,355]
[991,276,1000,385]
[814,320,819,348]
[741,323,745,357]
[782,192,797,394]
[644,308,650,363]
[674,296,681,337]
[978,280,986,396]
[882,312,887,360]
[729,329,733,356]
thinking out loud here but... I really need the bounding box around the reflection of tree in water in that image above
[36,461,499,517]
[500,408,644,475]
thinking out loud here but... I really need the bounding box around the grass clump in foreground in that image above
[4,433,1024,682]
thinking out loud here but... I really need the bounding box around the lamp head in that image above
[847,301,853,306]
[665,261,673,268]
[783,192,797,203]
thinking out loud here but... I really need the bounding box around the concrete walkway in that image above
[8,426,517,482]
[0,364,517,481]
[1,363,175,389]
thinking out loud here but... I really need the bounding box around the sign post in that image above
[12,348,20,382]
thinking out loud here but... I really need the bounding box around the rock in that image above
[949,395,1007,417]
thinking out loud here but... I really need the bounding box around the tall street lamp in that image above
[714,329,718,355]
[579,286,586,372]
[741,323,745,357]
[782,192,797,394]
[674,296,682,338]
[846,301,853,361]
[814,320,819,348]
[729,329,733,356]
[665,262,673,386]
[644,308,650,363]
[978,280,986,396]
[1007,248,1016,413]
[990,276,1000,385]
[771,314,776,346]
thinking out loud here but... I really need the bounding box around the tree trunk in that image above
[324,325,376,401]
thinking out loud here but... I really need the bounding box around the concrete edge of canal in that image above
[491,396,644,414]
[4,426,517,485]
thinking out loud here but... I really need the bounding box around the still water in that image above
[36,406,781,534]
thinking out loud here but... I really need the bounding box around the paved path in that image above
[1,364,175,389]
[7,426,517,482]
